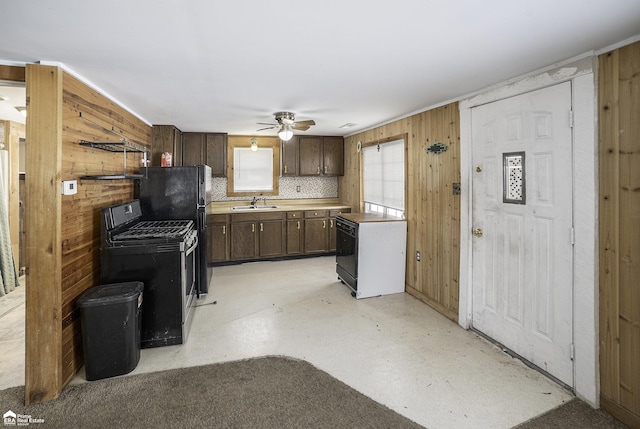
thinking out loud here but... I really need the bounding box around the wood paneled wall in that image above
[25,64,151,404]
[340,103,460,321]
[599,41,640,428]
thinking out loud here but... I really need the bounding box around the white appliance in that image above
[335,213,407,299]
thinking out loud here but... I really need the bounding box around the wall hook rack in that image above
[426,142,447,155]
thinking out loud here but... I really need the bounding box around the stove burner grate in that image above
[112,219,194,241]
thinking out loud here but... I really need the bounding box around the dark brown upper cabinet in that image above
[281,136,299,176]
[297,136,344,176]
[322,136,344,176]
[151,125,183,166]
[182,132,228,177]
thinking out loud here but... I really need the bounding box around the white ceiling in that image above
[1,1,640,137]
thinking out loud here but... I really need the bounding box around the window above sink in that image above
[227,136,281,197]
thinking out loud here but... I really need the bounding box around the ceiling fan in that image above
[256,111,315,141]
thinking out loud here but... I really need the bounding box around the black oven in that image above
[100,200,198,348]
[335,216,358,293]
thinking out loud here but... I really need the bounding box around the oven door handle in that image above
[185,236,198,255]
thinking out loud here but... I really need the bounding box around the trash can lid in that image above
[77,281,144,308]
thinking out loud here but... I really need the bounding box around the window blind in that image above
[362,139,404,210]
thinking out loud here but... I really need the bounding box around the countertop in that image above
[208,198,351,215]
[336,212,406,223]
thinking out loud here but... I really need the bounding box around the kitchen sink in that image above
[231,205,279,210]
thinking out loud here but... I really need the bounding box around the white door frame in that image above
[458,55,599,406]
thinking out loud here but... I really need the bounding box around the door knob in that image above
[472,228,483,237]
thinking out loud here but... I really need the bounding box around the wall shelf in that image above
[78,111,150,180]
[80,174,145,180]
[79,140,148,153]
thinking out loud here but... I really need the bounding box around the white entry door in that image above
[471,82,574,386]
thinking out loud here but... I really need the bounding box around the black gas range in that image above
[100,200,198,348]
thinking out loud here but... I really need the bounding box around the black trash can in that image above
[77,281,144,381]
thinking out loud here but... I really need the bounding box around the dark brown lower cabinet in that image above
[210,208,350,265]
[328,209,350,252]
[207,215,229,263]
[229,212,285,261]
[328,218,337,252]
[304,218,328,254]
[230,221,257,260]
[286,219,303,255]
[258,220,285,257]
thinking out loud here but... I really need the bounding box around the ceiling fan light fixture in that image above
[250,138,258,151]
[278,125,294,141]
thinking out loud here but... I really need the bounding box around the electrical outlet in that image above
[296,185,301,192]
[416,251,421,262]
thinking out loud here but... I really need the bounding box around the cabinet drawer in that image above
[304,210,328,218]
[209,214,229,223]
[329,209,350,217]
[287,211,303,219]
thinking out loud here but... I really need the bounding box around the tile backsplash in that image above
[212,176,338,202]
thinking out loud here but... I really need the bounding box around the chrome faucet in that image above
[251,196,258,206]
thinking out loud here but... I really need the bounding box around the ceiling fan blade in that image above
[292,120,315,131]
[257,122,277,126]
[256,126,277,131]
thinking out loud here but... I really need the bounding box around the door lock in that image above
[476,166,482,173]
[472,228,483,237]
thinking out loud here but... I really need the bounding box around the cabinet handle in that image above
[322,220,326,229]
[330,219,334,228]
[284,165,288,174]
[260,222,263,232]
[297,221,300,230]
[222,225,226,235]
[252,224,255,233]
[317,166,320,174]
[324,166,327,174]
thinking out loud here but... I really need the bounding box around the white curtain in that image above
[0,150,19,296]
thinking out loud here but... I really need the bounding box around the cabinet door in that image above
[328,209,350,252]
[258,220,284,257]
[304,218,328,253]
[299,136,323,175]
[328,218,337,252]
[323,136,344,176]
[281,137,299,176]
[230,222,257,260]
[182,133,205,166]
[286,219,303,255]
[172,127,183,166]
[152,125,182,166]
[208,223,229,263]
[206,133,227,177]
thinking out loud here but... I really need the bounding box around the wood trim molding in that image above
[25,64,64,404]
[601,395,640,429]
[0,65,25,82]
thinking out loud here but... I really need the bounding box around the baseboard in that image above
[600,395,640,429]
[405,286,458,323]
